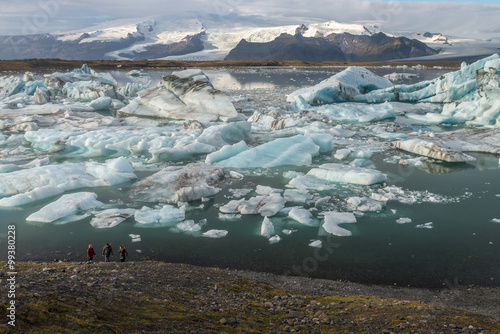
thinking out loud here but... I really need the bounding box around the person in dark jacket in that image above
[102,243,113,262]
[87,244,96,262]
[119,245,128,262]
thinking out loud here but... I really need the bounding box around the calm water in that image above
[1,66,499,289]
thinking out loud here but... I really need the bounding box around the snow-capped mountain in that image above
[0,12,494,61]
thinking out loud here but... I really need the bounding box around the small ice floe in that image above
[416,222,434,229]
[282,229,297,235]
[396,217,412,224]
[288,207,318,227]
[309,240,323,248]
[218,213,242,221]
[220,193,286,217]
[268,235,281,244]
[261,216,275,238]
[322,211,357,237]
[26,192,104,224]
[90,208,136,228]
[129,234,142,242]
[491,218,500,223]
[202,229,228,238]
[135,249,142,253]
[134,205,185,227]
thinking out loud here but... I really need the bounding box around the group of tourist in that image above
[86,243,128,263]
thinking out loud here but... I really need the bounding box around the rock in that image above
[264,301,273,308]
[289,310,305,319]
[219,318,227,325]
[42,267,55,272]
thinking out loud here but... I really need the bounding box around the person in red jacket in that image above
[87,244,96,263]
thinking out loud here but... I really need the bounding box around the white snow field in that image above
[0,56,499,254]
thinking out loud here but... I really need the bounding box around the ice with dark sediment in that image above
[129,163,225,204]
[90,209,136,228]
[119,69,239,122]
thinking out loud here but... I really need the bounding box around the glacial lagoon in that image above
[0,64,499,288]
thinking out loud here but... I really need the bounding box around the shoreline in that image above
[0,58,465,72]
[4,260,500,321]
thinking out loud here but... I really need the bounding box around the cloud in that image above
[0,0,499,38]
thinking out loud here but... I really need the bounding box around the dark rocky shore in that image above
[1,261,499,333]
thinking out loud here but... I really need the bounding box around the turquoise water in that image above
[0,67,499,288]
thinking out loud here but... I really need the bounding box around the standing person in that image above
[87,244,96,263]
[119,245,128,262]
[102,243,113,262]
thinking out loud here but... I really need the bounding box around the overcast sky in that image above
[0,0,499,37]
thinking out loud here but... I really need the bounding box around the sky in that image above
[0,0,499,37]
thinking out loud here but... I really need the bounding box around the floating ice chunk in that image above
[129,234,142,242]
[215,135,320,168]
[261,216,275,238]
[334,149,351,160]
[384,73,418,82]
[118,82,152,97]
[416,222,434,229]
[287,67,392,109]
[0,158,136,207]
[288,207,318,227]
[347,197,385,212]
[315,102,396,123]
[134,205,186,226]
[396,217,412,224]
[205,141,250,164]
[0,76,25,98]
[26,192,104,223]
[491,218,500,223]
[63,80,117,102]
[405,112,462,125]
[394,128,500,162]
[229,171,244,179]
[283,171,304,179]
[256,185,282,195]
[89,96,112,110]
[90,209,136,228]
[126,70,149,77]
[120,69,238,122]
[130,163,224,204]
[269,235,281,244]
[282,229,297,235]
[175,220,205,234]
[202,229,228,238]
[284,189,311,203]
[34,87,51,105]
[218,213,242,220]
[322,211,357,237]
[306,163,387,186]
[220,193,286,217]
[309,240,322,248]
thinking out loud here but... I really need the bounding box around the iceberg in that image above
[0,158,136,207]
[287,67,393,110]
[353,54,500,127]
[134,205,186,226]
[261,216,275,238]
[315,102,396,123]
[26,192,104,223]
[304,163,387,186]
[309,240,322,248]
[288,207,318,227]
[346,196,385,212]
[322,211,357,237]
[90,209,136,228]
[120,69,239,122]
[202,229,228,238]
[394,128,500,162]
[220,193,286,217]
[214,135,320,168]
[129,163,225,204]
